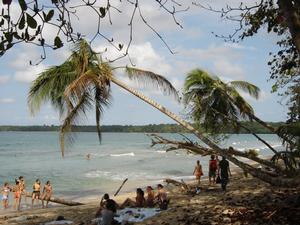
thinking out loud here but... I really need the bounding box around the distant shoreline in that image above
[0,122,283,134]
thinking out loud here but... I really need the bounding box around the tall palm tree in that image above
[28,40,179,156]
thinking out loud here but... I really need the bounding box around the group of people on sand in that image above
[1,176,53,211]
[193,155,231,191]
[95,184,168,225]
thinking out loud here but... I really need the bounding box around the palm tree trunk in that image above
[111,77,300,186]
[249,114,277,133]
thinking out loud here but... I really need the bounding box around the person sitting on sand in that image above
[155,184,168,210]
[42,180,52,208]
[96,193,118,217]
[32,179,41,208]
[13,179,21,210]
[100,199,116,225]
[209,155,218,185]
[120,188,145,208]
[218,156,232,191]
[1,182,11,209]
[145,186,155,207]
[193,160,203,185]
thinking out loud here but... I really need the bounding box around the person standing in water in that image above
[32,179,41,208]
[1,182,10,209]
[13,179,21,210]
[42,180,52,208]
[18,176,26,209]
[218,156,232,191]
[193,160,203,185]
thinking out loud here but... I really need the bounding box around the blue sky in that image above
[0,0,287,125]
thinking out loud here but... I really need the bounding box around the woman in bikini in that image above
[42,180,52,208]
[145,186,155,207]
[32,179,41,208]
[1,182,10,209]
[18,176,26,208]
[193,160,203,185]
[13,180,21,210]
[120,188,146,208]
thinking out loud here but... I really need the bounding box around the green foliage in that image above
[183,69,260,135]
[28,39,179,156]
[0,121,285,133]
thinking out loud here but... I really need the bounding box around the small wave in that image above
[84,170,164,181]
[156,150,166,154]
[110,152,135,157]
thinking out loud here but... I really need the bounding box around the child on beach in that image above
[42,180,52,208]
[13,179,21,210]
[32,179,41,208]
[193,160,203,185]
[1,182,10,209]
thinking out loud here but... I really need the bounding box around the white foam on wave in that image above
[110,152,135,157]
[84,170,163,181]
[156,150,166,154]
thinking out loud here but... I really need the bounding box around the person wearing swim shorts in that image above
[32,179,41,208]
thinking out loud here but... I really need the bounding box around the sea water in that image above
[0,132,283,202]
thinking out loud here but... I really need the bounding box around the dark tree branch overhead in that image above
[0,0,190,63]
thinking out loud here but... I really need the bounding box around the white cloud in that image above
[0,98,15,104]
[14,64,48,83]
[214,60,245,79]
[0,75,10,85]
[224,43,256,51]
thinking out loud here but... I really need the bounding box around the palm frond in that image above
[60,92,94,157]
[28,62,77,116]
[229,81,260,99]
[64,69,99,100]
[125,67,179,101]
[94,85,112,143]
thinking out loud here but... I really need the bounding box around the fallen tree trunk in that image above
[150,134,300,187]
[23,193,84,206]
[165,178,191,191]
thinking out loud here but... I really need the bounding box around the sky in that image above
[0,0,287,126]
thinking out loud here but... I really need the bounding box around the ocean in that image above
[0,132,283,203]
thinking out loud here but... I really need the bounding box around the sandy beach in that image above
[1,168,299,225]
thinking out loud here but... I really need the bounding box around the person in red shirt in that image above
[209,155,218,185]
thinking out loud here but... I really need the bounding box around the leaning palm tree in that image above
[28,40,299,186]
[28,40,179,156]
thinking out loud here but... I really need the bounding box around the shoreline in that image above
[1,169,299,225]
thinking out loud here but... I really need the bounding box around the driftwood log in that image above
[165,178,192,192]
[23,192,84,206]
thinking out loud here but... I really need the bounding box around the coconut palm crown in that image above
[28,40,179,156]
[183,69,260,133]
